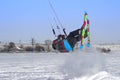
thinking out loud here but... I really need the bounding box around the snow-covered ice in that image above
[0,48,120,80]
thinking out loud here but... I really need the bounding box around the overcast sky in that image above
[0,0,120,44]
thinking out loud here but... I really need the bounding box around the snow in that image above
[0,48,120,80]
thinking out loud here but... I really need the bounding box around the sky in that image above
[0,0,120,44]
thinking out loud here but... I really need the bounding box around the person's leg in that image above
[67,29,82,48]
[67,37,77,49]
[67,29,81,38]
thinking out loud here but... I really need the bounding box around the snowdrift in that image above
[0,48,120,80]
[60,48,120,80]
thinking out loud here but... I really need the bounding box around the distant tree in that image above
[1,44,8,52]
[8,42,16,52]
[25,46,33,52]
[19,44,24,48]
[31,38,35,47]
[8,42,15,49]
[45,39,52,52]
[35,43,44,52]
[31,38,35,51]
[3,43,8,48]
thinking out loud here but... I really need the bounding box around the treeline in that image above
[0,39,53,53]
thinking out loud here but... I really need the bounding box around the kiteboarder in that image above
[52,13,90,52]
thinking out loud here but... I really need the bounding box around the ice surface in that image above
[0,49,120,80]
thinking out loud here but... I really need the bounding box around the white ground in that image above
[0,48,120,80]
